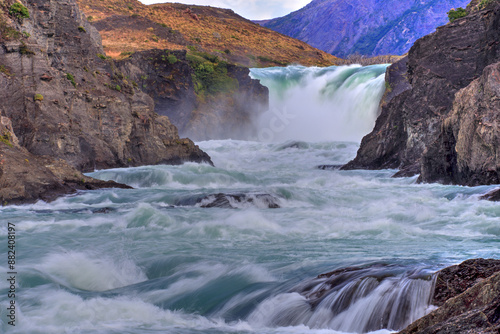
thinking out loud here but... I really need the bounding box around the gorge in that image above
[0,0,499,333]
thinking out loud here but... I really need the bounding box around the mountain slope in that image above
[262,0,471,57]
[76,0,339,67]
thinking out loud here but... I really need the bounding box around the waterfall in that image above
[247,265,436,333]
[250,64,389,142]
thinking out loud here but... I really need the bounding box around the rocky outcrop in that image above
[420,62,500,186]
[399,258,500,333]
[0,108,131,204]
[343,2,500,180]
[0,0,212,203]
[116,50,269,141]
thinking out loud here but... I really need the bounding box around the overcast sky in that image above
[138,0,311,20]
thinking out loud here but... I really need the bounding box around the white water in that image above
[0,65,499,334]
[250,65,388,142]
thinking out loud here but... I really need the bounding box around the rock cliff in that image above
[115,50,268,141]
[343,1,500,185]
[0,0,212,203]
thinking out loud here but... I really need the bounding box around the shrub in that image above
[66,73,76,87]
[115,85,121,91]
[34,93,43,101]
[78,26,86,33]
[479,0,497,9]
[166,54,178,64]
[19,41,35,55]
[9,3,30,20]
[97,53,107,60]
[448,7,467,21]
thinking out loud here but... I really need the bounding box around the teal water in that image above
[1,65,499,333]
[1,140,499,334]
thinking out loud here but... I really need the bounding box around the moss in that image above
[78,26,86,33]
[9,3,30,20]
[0,132,13,147]
[19,41,35,56]
[115,84,121,91]
[66,73,77,87]
[33,93,44,101]
[0,65,12,77]
[97,53,108,60]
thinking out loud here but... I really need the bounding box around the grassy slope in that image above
[76,0,340,67]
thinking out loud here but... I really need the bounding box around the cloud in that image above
[138,0,311,20]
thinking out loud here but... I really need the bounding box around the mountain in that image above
[262,0,471,57]
[75,0,339,67]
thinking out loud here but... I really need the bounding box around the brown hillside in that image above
[76,0,340,67]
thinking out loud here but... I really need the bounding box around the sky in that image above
[138,0,311,20]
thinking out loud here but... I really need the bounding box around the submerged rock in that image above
[481,188,500,201]
[175,193,281,209]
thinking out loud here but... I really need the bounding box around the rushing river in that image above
[0,65,499,334]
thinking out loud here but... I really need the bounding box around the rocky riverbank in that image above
[399,258,500,333]
[0,0,215,204]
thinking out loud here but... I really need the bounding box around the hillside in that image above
[262,0,471,57]
[75,0,339,67]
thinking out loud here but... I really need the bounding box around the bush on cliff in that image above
[448,7,467,21]
[9,3,30,20]
[187,52,238,98]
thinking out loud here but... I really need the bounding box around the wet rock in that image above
[175,193,281,209]
[481,188,500,201]
[399,258,500,334]
[317,165,342,170]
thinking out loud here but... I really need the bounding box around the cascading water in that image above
[249,64,389,142]
[2,65,499,334]
[247,265,437,333]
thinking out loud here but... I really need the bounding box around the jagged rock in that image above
[399,259,500,334]
[343,3,500,179]
[175,193,281,209]
[481,188,500,201]
[0,0,212,174]
[0,110,131,204]
[420,62,500,186]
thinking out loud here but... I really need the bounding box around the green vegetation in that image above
[9,3,30,20]
[120,51,134,57]
[115,84,121,91]
[66,73,76,87]
[448,7,467,22]
[0,21,21,40]
[166,53,178,64]
[187,51,238,98]
[33,93,44,101]
[97,53,108,60]
[0,132,13,147]
[19,41,35,56]
[0,65,12,76]
[87,16,93,22]
[257,55,289,66]
[22,31,30,38]
[479,0,497,9]
[78,26,86,33]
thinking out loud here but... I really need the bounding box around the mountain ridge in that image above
[262,0,471,57]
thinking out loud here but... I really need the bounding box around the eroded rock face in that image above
[399,259,500,334]
[0,108,131,204]
[420,63,500,185]
[0,0,211,174]
[343,4,500,178]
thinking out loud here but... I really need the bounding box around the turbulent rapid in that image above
[0,65,499,334]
